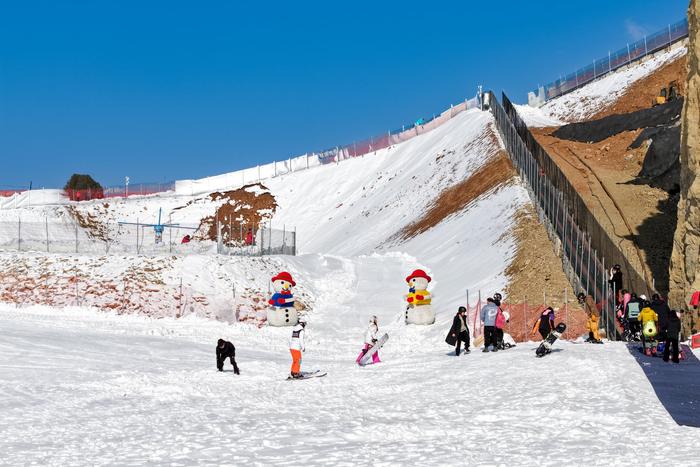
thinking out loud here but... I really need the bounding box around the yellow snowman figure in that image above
[266,271,299,327]
[404,269,435,325]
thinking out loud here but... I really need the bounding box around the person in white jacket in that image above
[289,316,306,378]
[356,315,381,365]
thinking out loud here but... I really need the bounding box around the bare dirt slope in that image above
[529,56,686,295]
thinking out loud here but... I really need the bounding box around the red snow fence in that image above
[466,301,589,343]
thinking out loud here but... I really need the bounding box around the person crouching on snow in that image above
[289,316,307,379]
[216,339,240,374]
[356,315,381,365]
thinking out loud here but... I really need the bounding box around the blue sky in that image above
[0,0,689,188]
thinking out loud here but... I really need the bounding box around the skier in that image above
[531,307,555,340]
[480,297,500,352]
[638,302,658,355]
[578,293,602,343]
[356,315,382,365]
[216,339,240,374]
[289,316,307,379]
[662,310,682,363]
[446,306,470,356]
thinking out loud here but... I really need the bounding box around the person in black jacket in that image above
[608,265,623,301]
[650,294,671,340]
[663,310,681,364]
[446,307,470,356]
[216,339,240,374]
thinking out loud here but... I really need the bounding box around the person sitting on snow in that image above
[289,316,307,379]
[356,315,382,364]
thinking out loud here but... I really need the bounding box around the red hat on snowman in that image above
[271,271,296,287]
[405,269,431,283]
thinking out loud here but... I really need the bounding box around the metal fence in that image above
[0,218,296,256]
[489,90,658,340]
[532,18,688,103]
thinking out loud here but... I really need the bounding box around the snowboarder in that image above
[480,297,499,352]
[289,316,307,378]
[531,307,555,340]
[216,339,240,374]
[446,306,470,356]
[663,310,682,363]
[578,293,602,343]
[356,315,382,365]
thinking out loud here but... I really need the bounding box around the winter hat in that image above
[405,269,431,283]
[458,306,467,313]
[271,271,296,287]
[298,316,307,325]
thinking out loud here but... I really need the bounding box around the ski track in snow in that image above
[1,305,698,466]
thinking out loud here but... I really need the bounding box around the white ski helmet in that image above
[369,315,378,324]
[298,316,307,325]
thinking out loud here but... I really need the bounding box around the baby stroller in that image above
[623,302,642,342]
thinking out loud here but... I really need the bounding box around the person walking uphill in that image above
[480,298,500,352]
[446,306,470,356]
[289,316,307,379]
[663,310,682,364]
[356,315,382,365]
[578,293,602,343]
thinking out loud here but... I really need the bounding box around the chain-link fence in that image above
[489,91,645,340]
[531,18,688,103]
[0,218,296,256]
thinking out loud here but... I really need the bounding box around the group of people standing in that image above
[446,292,512,355]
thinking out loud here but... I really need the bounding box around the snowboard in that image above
[287,370,327,381]
[536,323,566,358]
[359,333,389,366]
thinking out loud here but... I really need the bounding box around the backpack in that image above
[495,309,506,329]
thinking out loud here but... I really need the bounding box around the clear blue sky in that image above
[0,0,689,188]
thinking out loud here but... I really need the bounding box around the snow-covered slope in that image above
[2,305,698,465]
[1,108,528,327]
[518,45,687,126]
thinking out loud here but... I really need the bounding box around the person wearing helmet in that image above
[578,292,602,343]
[289,316,307,379]
[356,315,382,365]
[446,306,470,356]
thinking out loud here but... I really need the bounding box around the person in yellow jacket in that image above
[578,293,602,344]
[637,300,658,355]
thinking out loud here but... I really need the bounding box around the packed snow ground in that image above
[2,304,698,466]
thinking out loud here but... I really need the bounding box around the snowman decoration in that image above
[267,271,299,327]
[404,269,435,325]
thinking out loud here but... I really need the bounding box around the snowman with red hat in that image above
[267,271,299,326]
[404,269,435,325]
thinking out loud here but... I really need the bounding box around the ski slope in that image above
[0,108,528,325]
[1,305,698,466]
[518,45,687,126]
